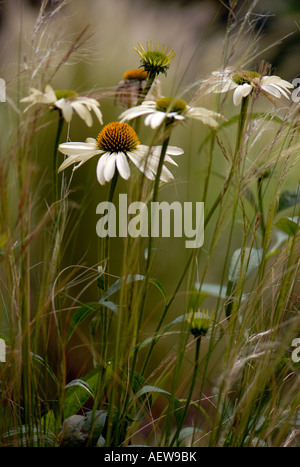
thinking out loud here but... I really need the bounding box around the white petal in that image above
[60,101,73,122]
[96,153,110,185]
[85,137,97,144]
[119,106,154,122]
[127,150,155,180]
[58,150,103,172]
[261,76,293,89]
[160,165,174,182]
[91,104,103,124]
[261,83,289,99]
[260,84,281,98]
[44,85,57,102]
[164,155,178,166]
[59,141,98,155]
[72,102,93,127]
[145,111,166,129]
[233,83,252,106]
[116,152,131,180]
[104,153,117,182]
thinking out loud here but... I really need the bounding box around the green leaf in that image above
[228,247,263,283]
[134,385,183,426]
[66,302,102,343]
[99,275,166,308]
[276,216,300,236]
[65,379,94,398]
[30,352,59,387]
[149,278,167,303]
[278,189,300,212]
[101,274,145,302]
[177,427,203,446]
[63,368,103,418]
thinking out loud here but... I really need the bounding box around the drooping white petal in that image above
[159,165,174,182]
[116,152,131,180]
[56,100,73,122]
[119,105,155,122]
[233,83,252,106]
[127,151,156,180]
[58,150,103,172]
[96,153,110,185]
[91,104,103,125]
[59,141,98,155]
[261,76,293,89]
[146,145,184,157]
[260,84,281,98]
[261,83,288,99]
[104,153,117,182]
[145,111,166,129]
[72,101,93,127]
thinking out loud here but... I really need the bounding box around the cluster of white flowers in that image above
[21,50,294,186]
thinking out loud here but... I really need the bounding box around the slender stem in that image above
[170,336,201,446]
[257,176,266,241]
[136,74,156,105]
[53,112,64,205]
[116,136,171,440]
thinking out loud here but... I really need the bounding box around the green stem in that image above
[257,176,266,241]
[116,136,170,441]
[170,336,201,446]
[136,74,156,105]
[53,113,64,205]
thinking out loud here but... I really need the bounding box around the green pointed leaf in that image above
[276,216,300,236]
[101,274,145,302]
[65,379,94,397]
[30,352,59,387]
[66,302,102,343]
[149,278,167,303]
[135,385,183,426]
[63,368,103,418]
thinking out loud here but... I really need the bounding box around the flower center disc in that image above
[96,122,140,152]
[55,90,78,100]
[122,69,149,81]
[232,71,261,85]
[156,97,187,114]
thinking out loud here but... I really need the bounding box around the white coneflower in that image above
[21,84,103,127]
[201,68,293,106]
[119,96,222,129]
[58,121,183,185]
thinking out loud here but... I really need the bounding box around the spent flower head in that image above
[21,84,103,127]
[134,41,176,78]
[201,68,293,107]
[119,96,222,129]
[187,309,213,338]
[116,68,161,108]
[58,121,183,185]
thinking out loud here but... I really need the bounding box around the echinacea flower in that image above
[58,121,183,185]
[21,84,103,127]
[134,41,176,77]
[187,309,213,338]
[119,96,222,129]
[116,68,161,108]
[201,68,293,106]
